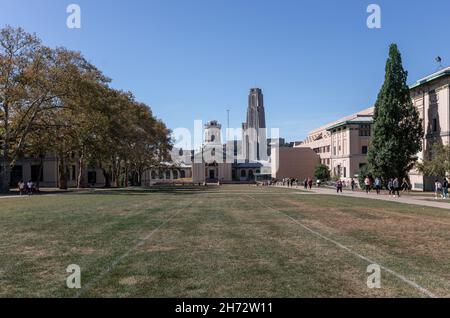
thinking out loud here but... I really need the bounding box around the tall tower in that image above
[204,120,222,145]
[242,88,267,161]
[247,88,266,130]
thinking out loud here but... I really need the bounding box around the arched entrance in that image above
[206,162,218,182]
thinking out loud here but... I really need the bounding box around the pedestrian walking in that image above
[308,178,313,190]
[18,180,25,196]
[316,179,321,188]
[350,178,356,191]
[401,178,410,194]
[435,179,443,199]
[443,178,449,199]
[374,177,382,195]
[388,179,394,196]
[364,176,371,194]
[393,178,400,198]
[336,180,343,193]
[27,180,34,196]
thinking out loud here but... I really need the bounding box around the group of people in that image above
[434,179,449,199]
[276,174,449,200]
[17,180,37,196]
[336,179,355,193]
[276,177,315,189]
[303,178,314,189]
[361,176,411,197]
[279,178,300,188]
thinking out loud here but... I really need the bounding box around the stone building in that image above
[298,67,450,191]
[242,88,267,161]
[192,120,233,183]
[271,147,320,180]
[409,66,450,190]
[1,156,106,188]
[297,107,374,181]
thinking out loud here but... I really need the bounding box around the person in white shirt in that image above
[435,180,443,199]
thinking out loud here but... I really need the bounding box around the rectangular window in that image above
[88,171,97,185]
[433,118,438,132]
[362,146,368,155]
[359,124,371,137]
[429,90,438,103]
[10,165,23,187]
[31,165,44,182]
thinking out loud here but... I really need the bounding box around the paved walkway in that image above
[276,185,450,210]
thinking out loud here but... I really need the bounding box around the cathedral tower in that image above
[242,88,267,161]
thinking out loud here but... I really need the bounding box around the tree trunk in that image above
[1,104,10,194]
[0,161,11,193]
[102,168,111,188]
[58,156,68,190]
[111,156,120,187]
[77,151,86,188]
[137,167,143,186]
[124,166,129,188]
[36,156,44,189]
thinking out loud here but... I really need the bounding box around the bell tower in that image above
[204,120,222,145]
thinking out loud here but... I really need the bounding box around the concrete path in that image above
[276,185,450,210]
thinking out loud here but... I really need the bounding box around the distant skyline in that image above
[1,0,449,141]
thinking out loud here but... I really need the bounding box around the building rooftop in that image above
[306,107,374,136]
[326,115,373,131]
[410,66,450,89]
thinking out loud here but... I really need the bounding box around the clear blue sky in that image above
[1,0,449,141]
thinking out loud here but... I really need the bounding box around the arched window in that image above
[180,170,186,178]
[173,170,179,179]
[211,148,216,157]
[211,135,215,142]
[249,170,254,179]
[151,171,157,179]
[256,170,261,174]
[159,171,164,179]
[241,170,247,178]
[166,171,171,179]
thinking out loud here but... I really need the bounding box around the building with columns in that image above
[192,120,233,183]
[409,66,450,190]
[298,67,450,191]
[1,155,106,188]
[297,107,374,181]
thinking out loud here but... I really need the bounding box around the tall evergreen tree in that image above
[368,44,423,181]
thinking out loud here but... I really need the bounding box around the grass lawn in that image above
[1,185,450,298]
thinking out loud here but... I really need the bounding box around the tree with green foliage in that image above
[314,164,331,181]
[416,143,450,177]
[367,44,423,182]
[0,26,172,192]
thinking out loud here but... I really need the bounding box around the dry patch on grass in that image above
[275,196,450,295]
[71,246,97,255]
[119,276,138,286]
[280,197,450,259]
